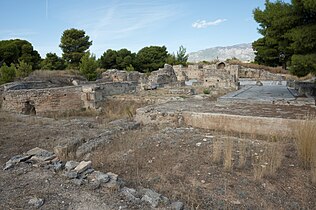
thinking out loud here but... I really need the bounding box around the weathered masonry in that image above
[2,81,137,115]
[173,62,239,90]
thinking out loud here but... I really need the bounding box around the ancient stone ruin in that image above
[173,62,239,90]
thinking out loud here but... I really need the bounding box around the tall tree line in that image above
[0,28,189,83]
[252,0,316,77]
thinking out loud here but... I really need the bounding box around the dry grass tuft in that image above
[293,117,316,169]
[212,139,222,164]
[253,144,283,180]
[223,139,233,171]
[238,140,247,168]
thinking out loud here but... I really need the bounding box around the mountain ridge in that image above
[188,43,255,63]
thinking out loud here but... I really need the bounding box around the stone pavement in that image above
[219,85,297,103]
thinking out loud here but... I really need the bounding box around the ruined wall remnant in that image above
[2,82,138,115]
[2,86,83,115]
[100,64,179,90]
[173,62,239,90]
[238,66,284,80]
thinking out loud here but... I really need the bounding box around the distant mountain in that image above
[188,43,255,63]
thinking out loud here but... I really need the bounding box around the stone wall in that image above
[239,67,284,80]
[2,82,138,115]
[100,64,178,90]
[2,86,83,115]
[173,63,239,90]
[182,112,298,137]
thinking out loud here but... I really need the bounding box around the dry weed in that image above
[293,117,316,169]
[252,144,283,180]
[223,139,233,171]
[212,140,222,164]
[238,140,247,168]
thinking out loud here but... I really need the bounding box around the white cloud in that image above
[192,19,227,29]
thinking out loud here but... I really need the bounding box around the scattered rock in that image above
[65,161,79,171]
[105,172,120,188]
[80,168,94,179]
[89,180,101,190]
[26,147,56,161]
[141,188,161,208]
[170,201,184,210]
[64,171,78,179]
[74,161,92,174]
[3,154,32,170]
[3,161,14,170]
[121,187,140,202]
[28,197,44,208]
[94,171,110,183]
[51,161,63,171]
[72,178,84,186]
[231,200,241,205]
[196,142,202,147]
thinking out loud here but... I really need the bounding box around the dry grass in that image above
[98,99,149,123]
[227,60,288,74]
[212,139,222,164]
[238,140,247,168]
[223,139,233,171]
[253,144,283,180]
[30,69,81,78]
[293,117,316,169]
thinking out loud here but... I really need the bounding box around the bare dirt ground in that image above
[1,104,316,209]
[0,112,131,210]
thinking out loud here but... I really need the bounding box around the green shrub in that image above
[0,63,16,84]
[203,88,210,94]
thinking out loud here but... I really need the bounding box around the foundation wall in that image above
[182,112,298,137]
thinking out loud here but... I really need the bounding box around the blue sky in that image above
[0,0,291,58]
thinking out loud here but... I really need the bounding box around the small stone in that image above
[171,201,184,210]
[74,161,92,174]
[121,187,140,202]
[95,171,110,183]
[72,178,84,186]
[105,172,120,188]
[52,161,63,171]
[203,138,207,142]
[3,161,14,170]
[141,188,161,208]
[205,135,214,138]
[107,172,118,181]
[160,196,170,205]
[201,180,206,184]
[289,164,295,167]
[28,197,44,208]
[196,142,202,147]
[231,200,241,205]
[64,171,78,179]
[89,180,101,190]
[65,161,79,171]
[3,154,32,170]
[80,168,94,179]
[26,147,56,161]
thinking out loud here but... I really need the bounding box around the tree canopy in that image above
[79,52,98,81]
[253,0,316,76]
[41,53,66,70]
[0,39,41,69]
[136,46,168,72]
[59,28,92,69]
[99,48,136,70]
